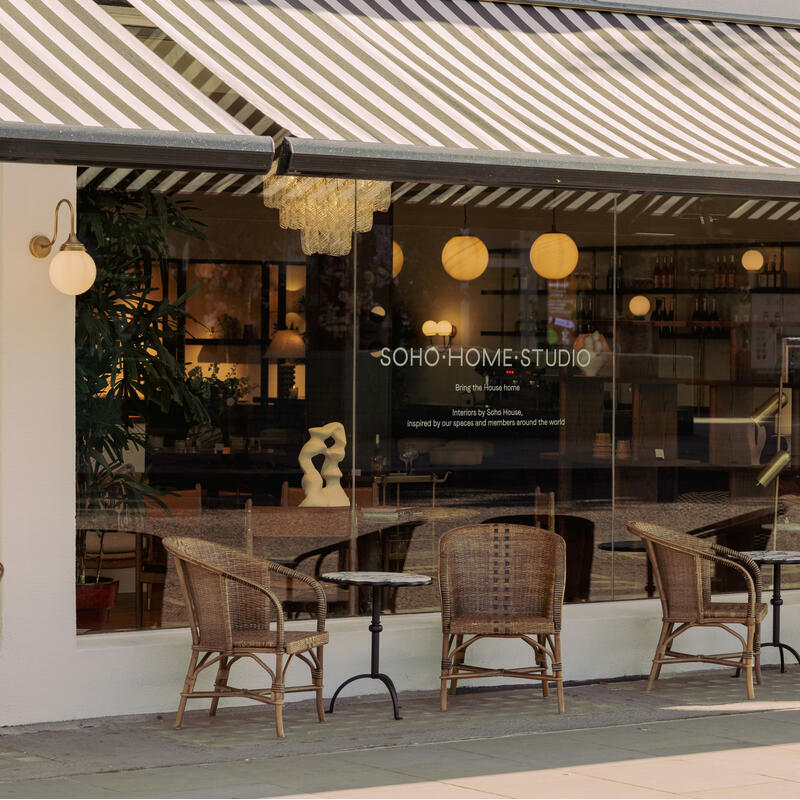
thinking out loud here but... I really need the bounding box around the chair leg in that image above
[553,633,564,713]
[440,634,451,711]
[314,647,325,723]
[209,656,230,717]
[744,622,755,700]
[174,650,200,729]
[537,634,549,698]
[449,635,464,696]
[754,623,763,686]
[646,621,672,691]
[274,652,286,738]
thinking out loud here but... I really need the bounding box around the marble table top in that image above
[742,550,800,565]
[321,571,434,587]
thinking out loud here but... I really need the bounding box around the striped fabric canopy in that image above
[0,0,249,134]
[129,0,800,170]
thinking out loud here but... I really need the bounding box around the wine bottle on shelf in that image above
[666,297,675,338]
[691,297,701,337]
[586,297,594,331]
[769,255,778,289]
[709,297,720,337]
[616,254,625,293]
[780,256,788,289]
[726,255,735,289]
[700,297,709,337]
[713,256,721,290]
[758,259,769,289]
[652,297,665,337]
[667,255,675,289]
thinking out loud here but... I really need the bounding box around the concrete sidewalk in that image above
[2,667,800,798]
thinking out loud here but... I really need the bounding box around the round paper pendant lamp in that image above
[441,235,489,281]
[628,295,651,317]
[741,249,764,272]
[392,240,404,278]
[529,232,579,280]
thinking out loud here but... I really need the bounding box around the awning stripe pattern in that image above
[129,0,800,169]
[0,0,249,135]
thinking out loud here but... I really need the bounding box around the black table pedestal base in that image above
[328,672,401,719]
[760,642,800,673]
[327,585,402,720]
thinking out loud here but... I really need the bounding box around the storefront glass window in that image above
[74,174,796,632]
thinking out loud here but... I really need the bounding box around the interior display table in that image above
[373,472,450,506]
[321,571,433,719]
[742,550,800,673]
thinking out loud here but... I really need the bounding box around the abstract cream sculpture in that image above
[298,422,349,507]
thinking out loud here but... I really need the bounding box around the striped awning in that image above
[129,0,800,170]
[0,0,249,135]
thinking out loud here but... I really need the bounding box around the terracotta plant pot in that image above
[76,577,119,630]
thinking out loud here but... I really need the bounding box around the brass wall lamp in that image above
[29,198,96,295]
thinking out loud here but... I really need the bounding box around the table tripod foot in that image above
[761,642,800,673]
[375,673,402,720]
[327,673,402,719]
[328,673,371,714]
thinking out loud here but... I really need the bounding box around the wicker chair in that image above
[438,523,566,712]
[162,536,328,738]
[628,521,767,699]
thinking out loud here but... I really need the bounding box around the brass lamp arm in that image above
[29,198,78,258]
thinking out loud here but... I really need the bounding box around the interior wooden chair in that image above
[280,481,379,507]
[139,484,202,627]
[162,536,327,738]
[628,521,767,699]
[438,523,566,712]
[534,486,555,531]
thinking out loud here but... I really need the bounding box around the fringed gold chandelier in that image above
[263,175,391,257]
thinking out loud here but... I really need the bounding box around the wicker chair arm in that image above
[695,547,759,619]
[711,543,762,604]
[222,572,286,648]
[268,561,327,632]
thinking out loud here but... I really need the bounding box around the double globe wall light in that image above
[30,198,97,296]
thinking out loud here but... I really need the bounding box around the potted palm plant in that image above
[75,187,209,625]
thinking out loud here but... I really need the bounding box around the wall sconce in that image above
[422,319,438,342]
[750,392,788,425]
[29,198,96,295]
[628,295,651,317]
[436,319,456,346]
[756,450,791,488]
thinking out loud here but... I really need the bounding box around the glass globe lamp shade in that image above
[441,235,489,281]
[436,320,453,336]
[741,249,764,272]
[529,232,579,280]
[629,295,651,316]
[421,320,438,337]
[49,246,96,296]
[392,240,404,278]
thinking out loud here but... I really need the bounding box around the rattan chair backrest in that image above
[163,536,273,649]
[439,523,565,629]
[628,522,713,618]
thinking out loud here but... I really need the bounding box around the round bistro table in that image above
[321,571,433,720]
[742,550,800,673]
